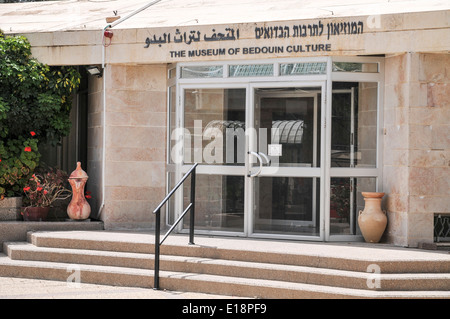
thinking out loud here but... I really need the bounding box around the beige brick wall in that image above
[384,52,450,247]
[89,64,168,229]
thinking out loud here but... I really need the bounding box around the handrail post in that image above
[152,163,198,291]
[189,165,196,245]
[154,208,161,290]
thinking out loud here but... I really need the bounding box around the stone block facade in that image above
[384,52,450,246]
[9,3,445,246]
[0,197,22,221]
[87,64,167,229]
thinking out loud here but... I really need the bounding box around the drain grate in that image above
[434,214,450,242]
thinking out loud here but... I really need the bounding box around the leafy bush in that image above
[0,31,81,198]
[0,135,40,198]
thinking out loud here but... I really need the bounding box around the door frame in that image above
[246,81,326,241]
[174,79,327,241]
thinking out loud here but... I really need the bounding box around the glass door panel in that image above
[250,86,324,239]
[180,87,246,234]
[330,177,376,236]
[331,82,378,168]
[329,81,380,240]
[257,91,320,168]
[253,176,320,236]
[183,88,246,166]
[183,174,245,232]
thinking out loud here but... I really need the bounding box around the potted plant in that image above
[21,166,72,221]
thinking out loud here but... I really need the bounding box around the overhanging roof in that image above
[0,0,449,33]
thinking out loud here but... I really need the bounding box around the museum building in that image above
[0,0,449,247]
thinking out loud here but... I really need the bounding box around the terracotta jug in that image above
[358,192,387,243]
[67,162,91,220]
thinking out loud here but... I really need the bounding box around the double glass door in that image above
[176,82,326,240]
[169,58,383,242]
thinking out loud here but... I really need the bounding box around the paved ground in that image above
[0,276,244,299]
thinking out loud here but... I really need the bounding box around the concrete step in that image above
[0,253,449,299]
[1,230,449,298]
[0,221,104,253]
[6,242,449,291]
[28,230,450,273]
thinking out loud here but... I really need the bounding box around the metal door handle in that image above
[258,152,271,166]
[247,151,263,177]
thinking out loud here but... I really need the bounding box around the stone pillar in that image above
[97,64,167,230]
[384,52,450,247]
[0,197,22,221]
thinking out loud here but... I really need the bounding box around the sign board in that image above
[268,144,282,157]
[142,18,365,61]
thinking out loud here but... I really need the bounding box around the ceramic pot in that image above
[23,206,50,221]
[67,162,91,220]
[358,192,387,243]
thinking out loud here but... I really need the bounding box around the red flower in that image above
[37,187,43,192]
[24,147,32,152]
[85,195,92,199]
[23,186,31,192]
[30,131,36,136]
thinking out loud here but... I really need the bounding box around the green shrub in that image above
[0,31,80,198]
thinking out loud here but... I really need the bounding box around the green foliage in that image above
[0,34,81,144]
[0,136,40,198]
[0,31,80,197]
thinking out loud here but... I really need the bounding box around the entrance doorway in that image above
[168,58,384,242]
[251,86,322,238]
[174,82,326,240]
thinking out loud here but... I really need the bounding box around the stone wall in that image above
[99,64,167,229]
[384,52,450,247]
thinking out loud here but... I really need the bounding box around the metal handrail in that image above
[152,162,198,290]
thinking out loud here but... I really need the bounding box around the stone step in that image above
[0,221,104,252]
[28,230,450,273]
[6,242,449,291]
[2,230,449,298]
[0,253,449,299]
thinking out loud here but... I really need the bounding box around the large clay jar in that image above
[67,162,91,220]
[358,192,387,243]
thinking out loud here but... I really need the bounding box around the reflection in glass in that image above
[256,87,321,167]
[332,62,378,73]
[229,64,274,77]
[280,62,327,75]
[183,88,246,165]
[183,175,244,232]
[254,177,320,236]
[330,177,376,235]
[181,66,223,78]
[331,82,378,168]
[168,86,177,164]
